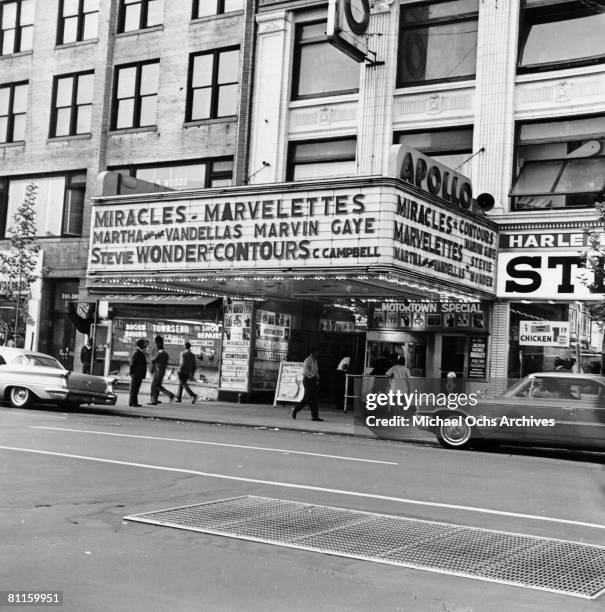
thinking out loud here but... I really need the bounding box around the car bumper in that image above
[45,388,118,405]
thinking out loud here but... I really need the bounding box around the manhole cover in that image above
[125,496,605,599]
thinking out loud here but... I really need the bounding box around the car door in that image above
[524,376,581,446]
[566,378,605,451]
[484,378,535,442]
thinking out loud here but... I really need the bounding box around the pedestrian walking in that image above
[174,342,198,404]
[129,338,148,407]
[148,335,175,405]
[291,347,323,421]
[386,355,411,394]
[80,338,92,374]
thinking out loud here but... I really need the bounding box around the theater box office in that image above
[86,146,498,402]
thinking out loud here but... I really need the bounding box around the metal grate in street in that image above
[124,496,605,599]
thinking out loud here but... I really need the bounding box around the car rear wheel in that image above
[9,386,33,409]
[437,417,474,450]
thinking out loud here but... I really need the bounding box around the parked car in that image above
[415,372,605,451]
[0,347,117,409]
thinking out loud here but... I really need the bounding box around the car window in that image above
[26,355,63,369]
[11,355,30,366]
[0,355,5,366]
[530,377,583,400]
[513,379,534,398]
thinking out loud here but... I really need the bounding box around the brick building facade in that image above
[0,0,255,371]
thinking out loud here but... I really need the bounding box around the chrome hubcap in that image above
[12,388,28,404]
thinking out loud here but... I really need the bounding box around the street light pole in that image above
[13,257,22,344]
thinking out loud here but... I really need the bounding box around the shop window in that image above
[0,0,33,55]
[118,0,162,33]
[0,81,27,143]
[292,21,359,100]
[57,0,99,45]
[192,0,243,19]
[113,158,234,190]
[50,71,94,137]
[287,138,357,181]
[4,171,87,238]
[518,0,605,73]
[187,48,239,121]
[395,126,473,176]
[397,0,478,87]
[511,115,605,210]
[112,60,159,130]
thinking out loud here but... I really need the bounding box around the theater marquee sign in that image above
[88,182,497,295]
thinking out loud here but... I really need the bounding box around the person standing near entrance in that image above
[386,355,411,394]
[129,338,148,407]
[174,342,198,404]
[80,338,92,374]
[291,347,323,421]
[148,335,175,405]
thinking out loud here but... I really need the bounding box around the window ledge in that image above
[48,133,92,143]
[109,125,157,135]
[515,63,605,84]
[289,93,359,108]
[116,24,164,38]
[0,49,33,60]
[393,79,476,96]
[55,38,99,50]
[0,140,25,149]
[184,116,237,128]
[191,10,244,24]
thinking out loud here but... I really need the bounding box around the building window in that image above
[112,60,159,130]
[117,0,163,33]
[397,0,478,87]
[113,158,234,190]
[518,1,605,73]
[0,81,27,143]
[287,138,357,181]
[3,172,86,238]
[1,0,34,55]
[395,126,473,176]
[511,115,605,210]
[50,72,94,137]
[187,48,239,121]
[292,21,359,100]
[192,0,243,19]
[57,0,98,45]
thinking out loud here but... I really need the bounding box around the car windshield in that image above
[23,355,64,369]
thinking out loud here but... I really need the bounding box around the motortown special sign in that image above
[88,180,497,295]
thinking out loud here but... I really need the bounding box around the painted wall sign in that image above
[519,321,570,347]
[89,184,497,295]
[497,251,604,300]
[327,0,371,62]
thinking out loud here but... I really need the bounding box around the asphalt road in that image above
[1,406,605,612]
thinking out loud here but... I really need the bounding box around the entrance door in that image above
[441,336,466,378]
[50,315,76,371]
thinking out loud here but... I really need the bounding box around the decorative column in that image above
[248,11,292,184]
[356,1,396,176]
[472,0,520,212]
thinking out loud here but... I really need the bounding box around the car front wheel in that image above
[437,416,474,449]
[9,386,34,409]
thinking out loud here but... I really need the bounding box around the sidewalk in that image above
[80,385,435,444]
[97,387,364,438]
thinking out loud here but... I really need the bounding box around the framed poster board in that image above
[273,361,305,405]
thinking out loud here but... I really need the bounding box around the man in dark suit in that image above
[148,335,175,405]
[174,342,198,404]
[129,338,148,407]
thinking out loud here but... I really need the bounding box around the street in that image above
[1,405,605,612]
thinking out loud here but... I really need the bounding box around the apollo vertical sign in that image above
[327,0,371,62]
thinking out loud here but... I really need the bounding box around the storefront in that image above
[85,145,498,401]
[367,301,490,379]
[497,224,604,378]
